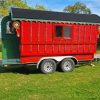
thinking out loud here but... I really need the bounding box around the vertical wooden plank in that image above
[46,22,53,43]
[32,22,38,44]
[72,45,78,54]
[46,45,53,54]
[79,24,84,44]
[39,45,45,54]
[91,25,95,44]
[20,45,31,56]
[38,22,40,42]
[39,22,46,43]
[84,45,89,53]
[65,45,71,54]
[78,45,84,53]
[72,24,79,54]
[21,21,31,44]
[84,25,91,44]
[53,45,59,54]
[59,45,65,54]
[90,25,98,44]
[72,24,79,44]
[90,45,95,53]
[32,45,38,55]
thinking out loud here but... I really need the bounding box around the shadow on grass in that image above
[0,63,93,75]
[75,64,88,68]
[97,45,100,49]
[0,65,40,75]
[97,39,100,53]
[75,62,95,68]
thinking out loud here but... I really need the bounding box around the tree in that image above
[0,0,30,16]
[34,4,46,11]
[63,2,91,14]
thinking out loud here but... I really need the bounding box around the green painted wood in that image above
[1,16,20,65]
[12,18,100,25]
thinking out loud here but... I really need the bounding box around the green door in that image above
[1,16,20,65]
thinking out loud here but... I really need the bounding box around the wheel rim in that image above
[63,61,72,71]
[44,62,53,72]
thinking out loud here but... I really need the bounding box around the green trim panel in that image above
[12,18,100,25]
[1,16,20,65]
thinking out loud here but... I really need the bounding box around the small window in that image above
[6,21,16,34]
[64,27,71,37]
[55,25,71,38]
[56,26,63,37]
[6,21,12,34]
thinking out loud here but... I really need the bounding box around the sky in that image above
[25,0,100,15]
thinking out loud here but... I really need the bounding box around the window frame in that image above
[6,21,12,34]
[54,24,73,39]
[55,25,63,37]
[6,21,17,35]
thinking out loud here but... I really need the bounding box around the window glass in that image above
[6,21,12,34]
[56,26,63,37]
[55,25,71,38]
[64,27,71,37]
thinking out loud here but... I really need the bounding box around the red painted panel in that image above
[38,45,45,54]
[46,23,53,43]
[53,45,59,54]
[46,45,53,54]
[32,22,38,43]
[39,22,46,43]
[79,25,84,44]
[59,45,65,54]
[21,57,41,63]
[19,21,99,64]
[21,21,31,44]
[65,45,71,54]
[90,25,98,44]
[72,24,79,44]
[75,54,93,61]
[66,39,72,45]
[78,45,84,53]
[84,45,89,53]
[90,45,96,53]
[20,54,94,63]
[20,45,32,56]
[32,45,38,55]
[71,45,78,54]
[85,25,91,44]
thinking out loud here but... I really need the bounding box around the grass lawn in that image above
[0,42,99,100]
[0,62,100,100]
[0,52,2,58]
[96,51,100,54]
[96,40,100,54]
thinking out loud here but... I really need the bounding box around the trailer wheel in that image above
[39,59,56,74]
[60,58,75,72]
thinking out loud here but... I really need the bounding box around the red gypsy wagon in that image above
[1,8,100,73]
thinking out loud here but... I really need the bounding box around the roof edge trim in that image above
[12,18,100,25]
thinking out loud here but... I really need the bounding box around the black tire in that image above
[60,58,75,72]
[39,59,56,74]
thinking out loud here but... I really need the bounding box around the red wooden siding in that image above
[31,22,38,43]
[20,21,99,63]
